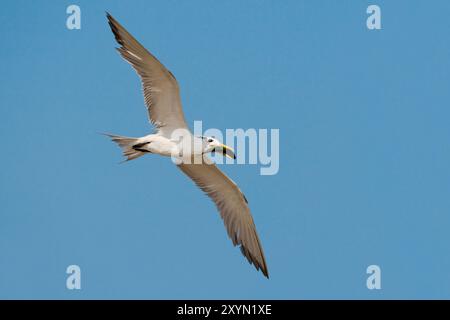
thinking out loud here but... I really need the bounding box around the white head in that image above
[201,136,236,159]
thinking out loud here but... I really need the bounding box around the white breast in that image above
[141,134,178,157]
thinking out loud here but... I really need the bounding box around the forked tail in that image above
[104,133,145,161]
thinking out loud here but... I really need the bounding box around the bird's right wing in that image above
[107,13,189,137]
[178,162,269,278]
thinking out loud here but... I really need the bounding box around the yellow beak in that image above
[214,144,236,159]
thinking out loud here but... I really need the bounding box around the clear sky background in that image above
[1,0,450,299]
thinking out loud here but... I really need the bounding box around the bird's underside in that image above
[106,13,269,278]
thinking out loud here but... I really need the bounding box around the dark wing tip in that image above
[105,11,115,22]
[240,244,269,279]
[105,12,125,47]
[106,11,115,26]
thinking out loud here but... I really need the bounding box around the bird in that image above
[105,13,269,278]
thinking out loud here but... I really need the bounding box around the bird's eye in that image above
[208,138,214,143]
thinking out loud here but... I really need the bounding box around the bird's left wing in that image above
[178,162,269,278]
[107,13,189,137]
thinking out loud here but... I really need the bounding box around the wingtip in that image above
[259,263,269,279]
[106,12,115,27]
[98,131,114,137]
[106,11,117,26]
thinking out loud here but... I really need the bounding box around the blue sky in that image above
[1,0,450,299]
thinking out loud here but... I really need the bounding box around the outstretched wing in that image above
[178,162,269,278]
[107,13,189,137]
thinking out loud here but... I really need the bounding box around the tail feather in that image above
[104,133,144,161]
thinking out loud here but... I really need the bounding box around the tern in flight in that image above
[105,13,269,278]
